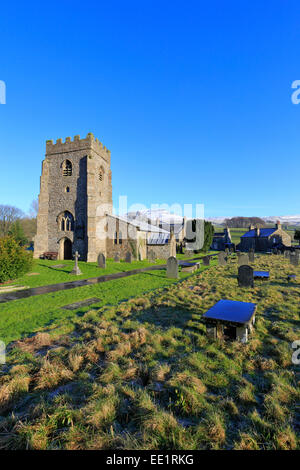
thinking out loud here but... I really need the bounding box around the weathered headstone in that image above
[290,253,299,266]
[148,250,156,262]
[238,265,254,288]
[249,249,255,263]
[125,251,132,263]
[238,253,249,266]
[97,252,106,269]
[202,256,210,266]
[284,250,290,259]
[70,251,82,276]
[218,251,227,266]
[114,252,120,263]
[166,256,179,279]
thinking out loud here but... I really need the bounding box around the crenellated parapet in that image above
[46,133,111,159]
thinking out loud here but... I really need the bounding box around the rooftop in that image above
[203,299,256,324]
[241,228,276,238]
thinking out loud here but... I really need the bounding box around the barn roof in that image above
[241,228,276,238]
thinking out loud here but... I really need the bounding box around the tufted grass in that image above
[0,253,299,450]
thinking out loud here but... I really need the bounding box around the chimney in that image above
[276,220,281,230]
[249,224,255,231]
[255,226,260,237]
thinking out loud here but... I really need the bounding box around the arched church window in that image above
[62,160,72,177]
[58,211,74,232]
[119,231,122,245]
[114,231,118,245]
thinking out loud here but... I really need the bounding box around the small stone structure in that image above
[114,252,120,263]
[203,299,256,343]
[125,251,132,263]
[97,252,106,269]
[166,256,179,279]
[238,265,254,288]
[180,261,200,273]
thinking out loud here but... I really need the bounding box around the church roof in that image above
[108,214,169,234]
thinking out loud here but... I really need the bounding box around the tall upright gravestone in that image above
[148,250,156,262]
[238,253,249,267]
[125,251,132,263]
[97,252,106,269]
[290,253,299,266]
[238,265,254,288]
[166,256,179,279]
[202,256,210,266]
[249,249,255,263]
[218,251,227,266]
[114,252,120,263]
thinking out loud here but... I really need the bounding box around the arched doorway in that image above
[63,239,72,260]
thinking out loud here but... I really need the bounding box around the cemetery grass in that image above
[0,254,299,450]
[1,254,215,289]
[0,262,217,345]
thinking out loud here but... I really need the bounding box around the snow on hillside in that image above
[126,210,300,226]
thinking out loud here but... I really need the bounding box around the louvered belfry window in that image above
[62,160,72,176]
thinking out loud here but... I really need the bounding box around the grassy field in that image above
[0,254,299,450]
[0,258,217,345]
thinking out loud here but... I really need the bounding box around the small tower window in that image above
[99,171,103,182]
[62,160,72,177]
[114,232,118,245]
[65,186,70,193]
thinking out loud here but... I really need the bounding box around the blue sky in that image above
[0,0,300,218]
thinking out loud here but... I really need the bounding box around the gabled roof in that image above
[241,228,276,238]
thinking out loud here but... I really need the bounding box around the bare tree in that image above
[0,205,24,237]
[29,198,39,218]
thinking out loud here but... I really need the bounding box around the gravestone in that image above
[125,251,132,263]
[218,251,227,266]
[97,252,106,269]
[166,256,179,279]
[148,250,156,262]
[249,249,255,263]
[70,251,82,276]
[114,252,120,263]
[284,250,290,259]
[202,256,210,266]
[238,253,249,266]
[238,265,254,288]
[290,253,299,266]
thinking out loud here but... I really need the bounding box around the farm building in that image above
[237,222,291,252]
[211,227,233,251]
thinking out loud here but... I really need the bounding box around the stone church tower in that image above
[34,133,113,262]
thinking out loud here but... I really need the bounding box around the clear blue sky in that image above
[0,0,300,218]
